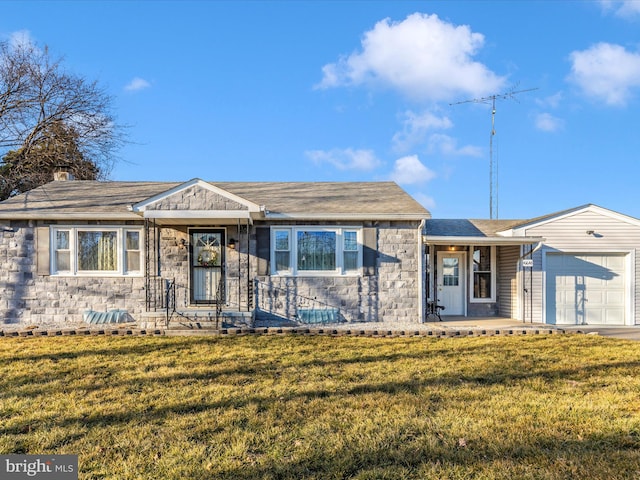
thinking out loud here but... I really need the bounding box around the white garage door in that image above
[546,253,626,325]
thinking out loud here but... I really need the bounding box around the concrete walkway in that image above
[2,316,640,340]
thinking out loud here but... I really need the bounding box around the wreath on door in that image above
[197,247,219,267]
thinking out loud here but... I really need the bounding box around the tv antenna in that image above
[450,85,537,219]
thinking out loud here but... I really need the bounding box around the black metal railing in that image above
[215,275,225,326]
[146,275,168,312]
[165,278,176,326]
[253,279,344,325]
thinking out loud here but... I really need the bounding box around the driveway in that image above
[559,325,640,341]
[434,316,640,341]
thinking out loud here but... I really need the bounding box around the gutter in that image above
[265,212,429,221]
[0,212,143,221]
[423,235,544,245]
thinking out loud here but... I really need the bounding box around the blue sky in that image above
[2,1,640,219]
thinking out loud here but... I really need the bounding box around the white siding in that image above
[523,209,640,325]
[498,245,519,318]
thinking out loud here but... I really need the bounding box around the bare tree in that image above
[0,39,124,200]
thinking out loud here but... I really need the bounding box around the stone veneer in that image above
[1,220,424,326]
[146,185,248,211]
[254,222,423,324]
[0,221,147,326]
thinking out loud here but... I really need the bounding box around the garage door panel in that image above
[585,309,603,324]
[546,253,626,325]
[605,291,625,303]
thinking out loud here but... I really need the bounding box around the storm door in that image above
[437,252,466,316]
[190,229,225,304]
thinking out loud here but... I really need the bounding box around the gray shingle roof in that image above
[0,179,430,220]
[426,218,526,237]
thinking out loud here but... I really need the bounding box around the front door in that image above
[437,252,466,315]
[190,229,225,304]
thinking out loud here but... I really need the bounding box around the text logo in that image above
[0,455,78,479]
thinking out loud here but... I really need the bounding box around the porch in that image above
[424,218,543,323]
[423,315,549,329]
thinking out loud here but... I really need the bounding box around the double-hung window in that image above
[471,245,495,302]
[51,227,143,276]
[271,227,362,275]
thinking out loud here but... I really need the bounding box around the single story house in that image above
[1,175,639,328]
[0,176,429,327]
[425,204,640,326]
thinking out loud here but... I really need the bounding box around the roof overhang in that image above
[0,212,143,221]
[139,209,258,225]
[423,235,544,245]
[266,213,428,221]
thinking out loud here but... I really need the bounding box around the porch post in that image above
[237,218,241,312]
[418,219,426,323]
[246,218,251,312]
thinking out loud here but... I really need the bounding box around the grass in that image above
[1,334,640,479]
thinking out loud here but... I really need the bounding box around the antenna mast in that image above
[450,86,537,219]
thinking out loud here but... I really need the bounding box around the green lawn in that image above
[1,334,639,479]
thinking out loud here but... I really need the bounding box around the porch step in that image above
[139,309,254,329]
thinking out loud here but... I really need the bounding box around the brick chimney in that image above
[53,165,74,181]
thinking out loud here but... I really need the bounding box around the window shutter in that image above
[362,227,377,276]
[36,226,50,276]
[256,227,270,276]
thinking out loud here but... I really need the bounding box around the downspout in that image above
[518,241,543,260]
[418,219,426,323]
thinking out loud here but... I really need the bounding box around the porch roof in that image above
[424,219,543,245]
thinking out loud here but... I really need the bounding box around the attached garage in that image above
[545,253,627,325]
[510,204,640,326]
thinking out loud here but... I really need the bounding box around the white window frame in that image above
[270,226,362,276]
[272,228,292,274]
[124,229,143,275]
[469,245,496,303]
[51,226,144,276]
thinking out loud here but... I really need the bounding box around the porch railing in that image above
[146,276,233,327]
[253,279,344,325]
[215,274,225,326]
[165,278,176,326]
[146,275,171,312]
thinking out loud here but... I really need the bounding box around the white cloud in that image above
[392,110,453,151]
[306,148,382,171]
[124,77,151,92]
[535,113,564,132]
[390,155,436,185]
[427,133,483,157]
[568,42,640,106]
[599,0,640,18]
[316,13,506,101]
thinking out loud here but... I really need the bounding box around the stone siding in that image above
[254,222,423,324]
[1,220,423,327]
[147,185,247,211]
[0,221,146,326]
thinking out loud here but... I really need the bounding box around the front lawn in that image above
[1,334,639,479]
